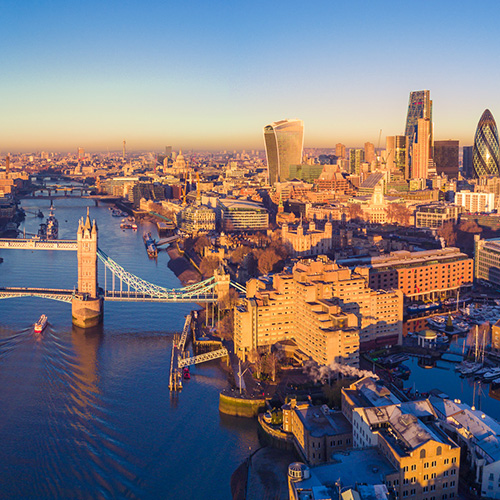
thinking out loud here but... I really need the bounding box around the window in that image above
[437,446,442,456]
[403,466,409,472]
[443,482,448,489]
[431,485,436,491]
[420,449,426,459]
[403,492,408,498]
[432,461,437,467]
[451,457,456,464]
[444,471,449,477]
[411,489,416,496]
[431,473,437,480]
[450,469,456,476]
[424,475,429,481]
[444,458,449,465]
[411,465,417,471]
[423,487,429,493]
[424,463,429,469]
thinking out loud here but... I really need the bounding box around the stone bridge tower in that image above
[72,209,103,328]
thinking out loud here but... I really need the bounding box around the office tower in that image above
[336,143,346,158]
[434,140,459,178]
[473,109,500,178]
[463,146,473,178]
[364,142,375,164]
[349,148,365,175]
[385,136,406,176]
[77,147,84,160]
[404,90,432,179]
[122,140,126,159]
[263,119,304,184]
[411,118,432,179]
[5,155,9,174]
[165,145,172,157]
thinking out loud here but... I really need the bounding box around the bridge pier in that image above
[72,294,103,328]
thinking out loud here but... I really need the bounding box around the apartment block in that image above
[234,258,403,364]
[352,248,473,302]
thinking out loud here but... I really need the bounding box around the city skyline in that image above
[2,1,500,151]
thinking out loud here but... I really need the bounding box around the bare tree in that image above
[250,349,264,379]
[437,221,458,246]
[265,352,281,382]
[347,203,364,222]
[194,235,211,255]
[257,248,280,275]
[200,256,219,278]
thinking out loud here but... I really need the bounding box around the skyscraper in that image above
[385,136,406,176]
[263,119,304,185]
[411,118,432,179]
[349,148,365,175]
[364,142,375,164]
[434,140,459,179]
[463,146,473,178]
[336,143,346,158]
[473,109,500,178]
[404,90,432,179]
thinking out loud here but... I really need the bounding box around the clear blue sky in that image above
[1,0,500,152]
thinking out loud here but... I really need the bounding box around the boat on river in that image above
[34,314,48,334]
[143,232,157,258]
[46,204,59,240]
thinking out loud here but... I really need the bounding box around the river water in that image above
[0,196,258,499]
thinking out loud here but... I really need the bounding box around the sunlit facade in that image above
[263,119,304,185]
[473,109,500,178]
[405,90,432,179]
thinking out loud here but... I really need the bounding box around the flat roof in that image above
[296,406,352,438]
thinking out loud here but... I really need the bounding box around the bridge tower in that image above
[214,268,230,303]
[72,209,103,328]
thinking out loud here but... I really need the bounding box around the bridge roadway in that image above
[0,288,219,304]
[0,238,78,250]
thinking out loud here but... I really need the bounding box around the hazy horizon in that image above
[2,1,499,151]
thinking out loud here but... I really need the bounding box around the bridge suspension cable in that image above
[97,248,218,300]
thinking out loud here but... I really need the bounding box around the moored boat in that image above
[34,314,48,334]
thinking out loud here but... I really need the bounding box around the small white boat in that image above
[34,314,48,334]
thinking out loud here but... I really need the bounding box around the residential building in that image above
[434,140,459,179]
[176,204,216,233]
[414,203,462,229]
[263,119,304,185]
[473,109,500,178]
[342,378,461,500]
[282,401,352,465]
[349,247,473,302]
[455,191,495,213]
[430,397,500,500]
[234,258,403,362]
[475,236,500,287]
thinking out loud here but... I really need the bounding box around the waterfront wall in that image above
[72,296,103,329]
[257,415,295,451]
[219,392,265,418]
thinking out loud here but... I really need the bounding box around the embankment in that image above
[219,392,265,418]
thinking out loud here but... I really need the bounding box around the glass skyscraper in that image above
[404,90,432,179]
[263,119,304,185]
[473,109,500,178]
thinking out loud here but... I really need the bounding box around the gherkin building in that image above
[473,109,500,178]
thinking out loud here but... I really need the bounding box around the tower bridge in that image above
[0,210,237,328]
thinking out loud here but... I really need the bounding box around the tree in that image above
[437,221,458,246]
[394,204,411,226]
[265,352,281,382]
[200,256,219,278]
[459,220,482,234]
[219,287,240,310]
[385,204,399,223]
[250,349,264,379]
[347,203,364,222]
[216,311,234,340]
[194,235,211,255]
[231,245,251,264]
[257,248,280,275]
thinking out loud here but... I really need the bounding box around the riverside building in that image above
[234,257,403,363]
[347,247,473,302]
[218,199,269,231]
[475,236,500,287]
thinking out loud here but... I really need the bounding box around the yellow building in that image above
[234,257,403,364]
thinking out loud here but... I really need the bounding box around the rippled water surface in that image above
[0,197,258,499]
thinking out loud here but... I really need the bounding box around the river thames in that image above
[0,197,259,499]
